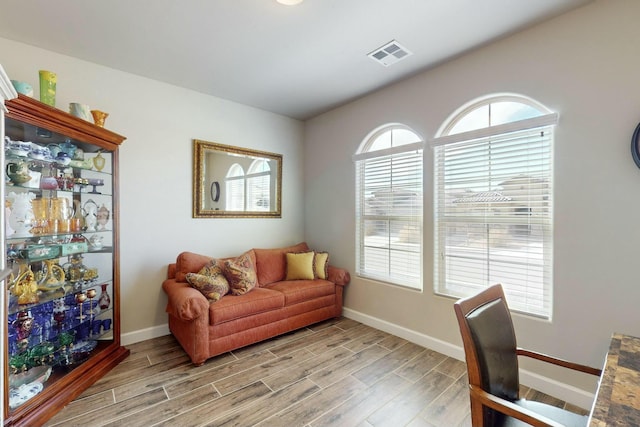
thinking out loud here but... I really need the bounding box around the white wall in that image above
[0,38,305,340]
[304,0,640,402]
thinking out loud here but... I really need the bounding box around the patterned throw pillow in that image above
[285,251,316,280]
[186,260,229,302]
[224,251,257,295]
[314,251,329,280]
[198,259,225,277]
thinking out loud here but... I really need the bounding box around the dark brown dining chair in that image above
[454,284,601,427]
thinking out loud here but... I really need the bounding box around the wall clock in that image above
[210,181,220,202]
[632,122,640,168]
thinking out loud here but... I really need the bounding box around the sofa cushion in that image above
[185,261,229,302]
[253,242,309,286]
[175,251,214,282]
[266,279,336,306]
[285,251,316,280]
[209,288,284,325]
[224,251,258,295]
[314,252,329,280]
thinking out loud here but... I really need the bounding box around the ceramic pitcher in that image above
[7,192,35,237]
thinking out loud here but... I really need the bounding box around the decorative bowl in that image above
[70,340,97,364]
[9,381,43,409]
[11,80,34,97]
[8,148,29,157]
[55,153,71,165]
[28,149,46,160]
[40,176,59,190]
[9,365,52,389]
[7,173,32,185]
[69,159,93,169]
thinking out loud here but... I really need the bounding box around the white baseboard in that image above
[121,324,170,346]
[342,307,594,410]
[343,307,464,360]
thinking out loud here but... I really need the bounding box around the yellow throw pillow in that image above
[314,251,329,280]
[285,251,316,280]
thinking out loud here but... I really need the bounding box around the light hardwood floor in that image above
[44,318,587,427]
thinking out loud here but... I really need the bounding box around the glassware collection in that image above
[4,129,114,410]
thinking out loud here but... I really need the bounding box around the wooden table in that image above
[589,333,640,426]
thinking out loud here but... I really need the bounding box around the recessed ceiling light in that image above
[277,0,303,5]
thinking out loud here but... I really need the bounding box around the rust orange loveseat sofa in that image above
[162,242,350,365]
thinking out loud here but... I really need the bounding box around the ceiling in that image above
[0,0,592,120]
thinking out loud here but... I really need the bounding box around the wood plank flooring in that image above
[43,318,587,427]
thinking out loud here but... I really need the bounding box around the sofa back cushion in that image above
[253,242,309,286]
[175,251,215,282]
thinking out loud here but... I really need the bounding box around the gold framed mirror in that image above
[192,139,282,218]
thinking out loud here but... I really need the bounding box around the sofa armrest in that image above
[328,265,351,286]
[162,279,209,321]
[167,263,177,280]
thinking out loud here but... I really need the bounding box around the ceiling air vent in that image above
[368,40,412,67]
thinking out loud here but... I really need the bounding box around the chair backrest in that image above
[454,284,520,423]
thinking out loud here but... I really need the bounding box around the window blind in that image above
[247,172,270,211]
[355,148,423,289]
[226,177,244,210]
[433,126,553,318]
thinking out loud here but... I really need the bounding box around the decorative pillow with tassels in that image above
[224,251,258,295]
[186,259,229,301]
[314,251,329,280]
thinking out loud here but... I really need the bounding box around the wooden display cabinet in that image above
[2,94,129,426]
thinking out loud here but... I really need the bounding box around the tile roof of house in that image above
[453,191,512,204]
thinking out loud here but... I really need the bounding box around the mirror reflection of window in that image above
[225,163,245,211]
[247,159,271,212]
[193,139,282,218]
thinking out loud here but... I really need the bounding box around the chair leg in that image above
[470,397,484,426]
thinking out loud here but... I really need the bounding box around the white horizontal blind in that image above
[225,176,244,210]
[433,126,553,317]
[356,148,423,289]
[247,172,270,211]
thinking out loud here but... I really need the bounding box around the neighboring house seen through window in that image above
[354,125,424,290]
[432,94,557,318]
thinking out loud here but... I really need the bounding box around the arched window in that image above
[432,94,557,318]
[225,163,245,211]
[354,124,424,290]
[247,159,271,211]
